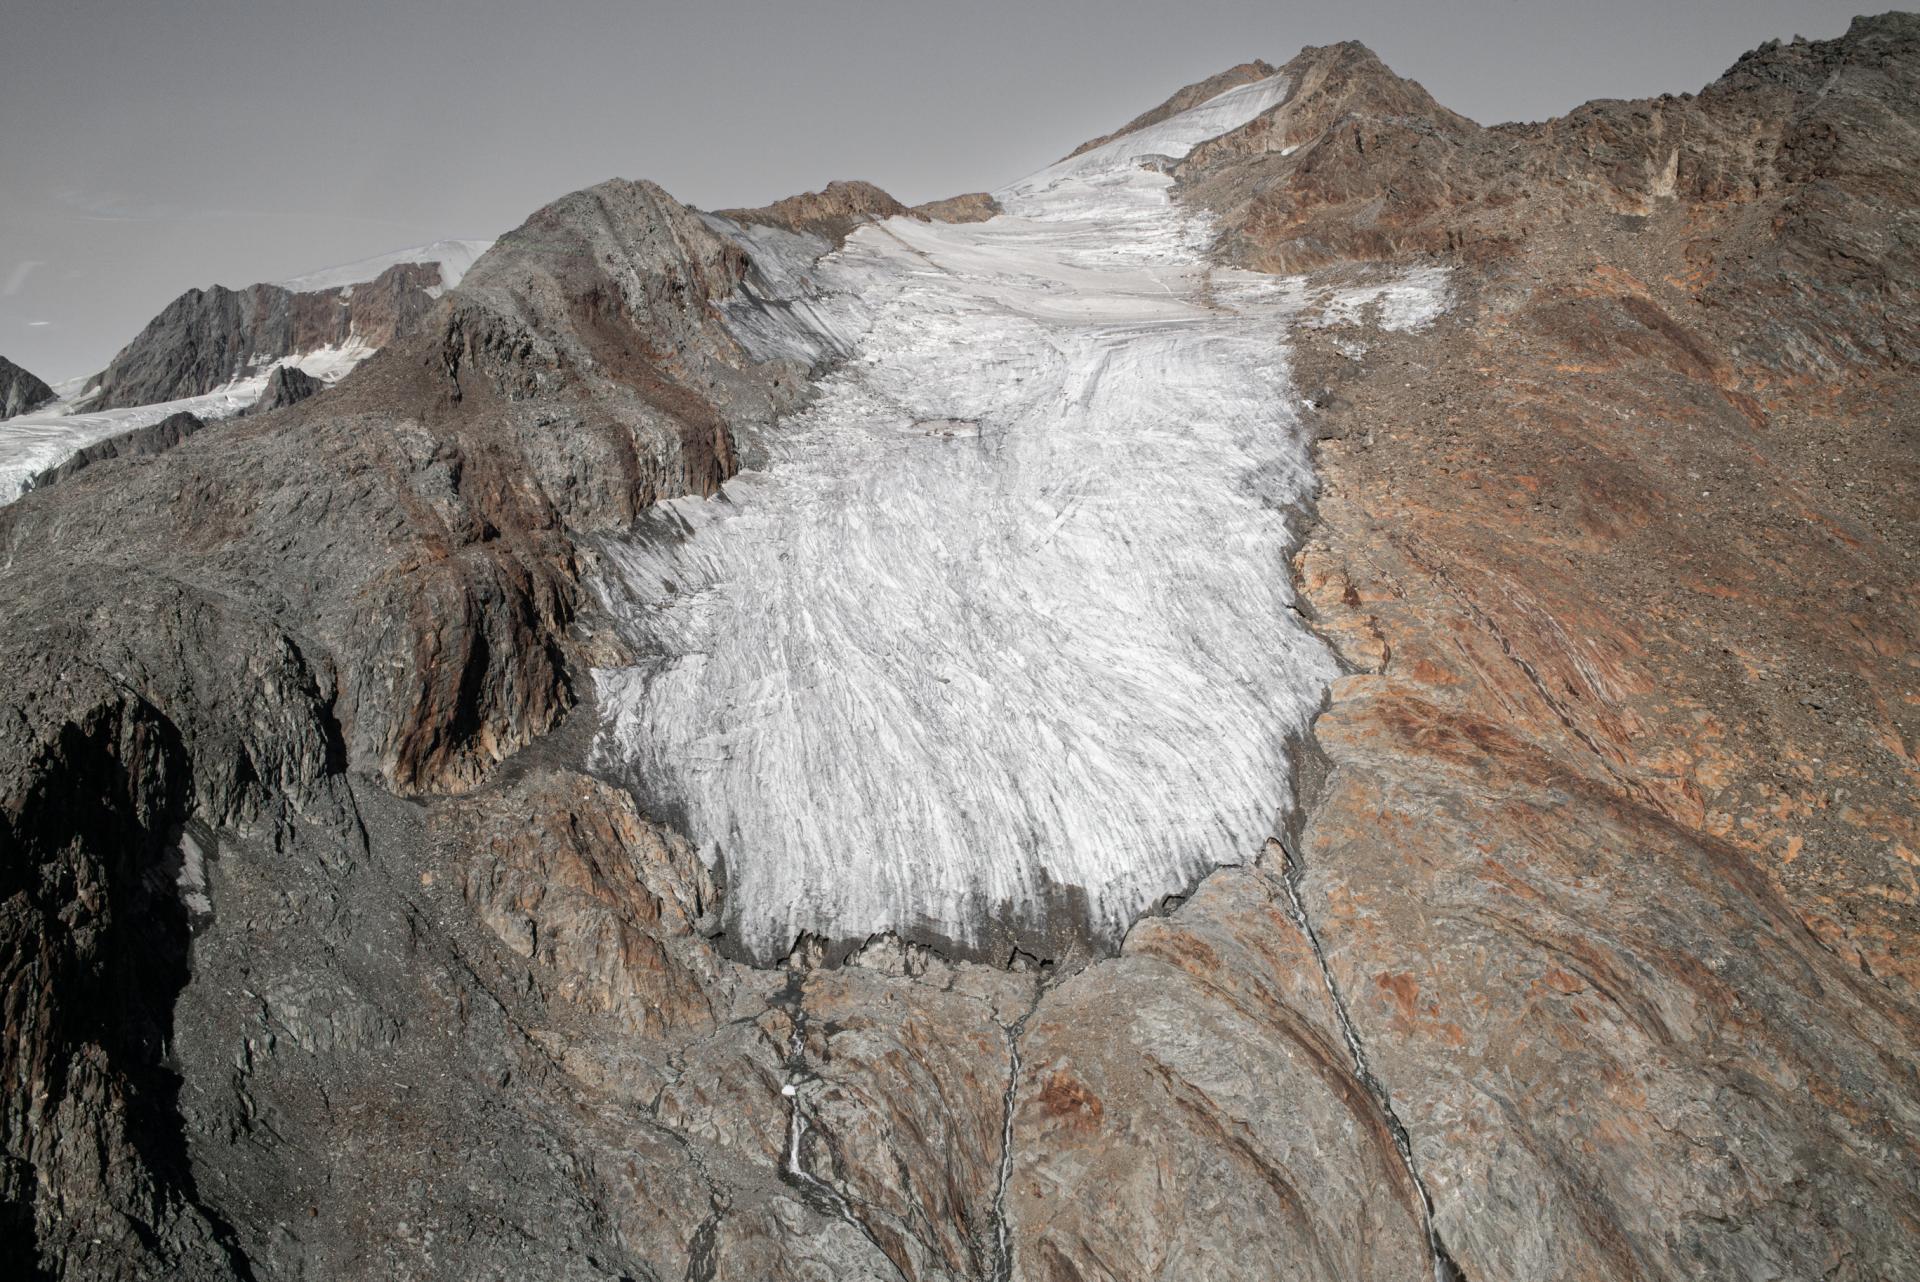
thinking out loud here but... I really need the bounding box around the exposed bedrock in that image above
[721,179,1006,239]
[720,178,915,244]
[911,191,1003,223]
[0,355,55,420]
[246,365,321,416]
[81,262,451,410]
[0,14,1917,1282]
[22,410,205,491]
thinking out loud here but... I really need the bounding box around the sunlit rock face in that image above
[592,76,1354,963]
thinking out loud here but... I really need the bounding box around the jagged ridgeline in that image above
[1,15,1916,1282]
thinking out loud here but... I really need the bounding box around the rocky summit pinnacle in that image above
[1,14,1916,1282]
[0,354,53,419]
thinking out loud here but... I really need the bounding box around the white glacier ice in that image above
[0,339,379,503]
[277,237,494,294]
[0,240,492,500]
[591,72,1378,963]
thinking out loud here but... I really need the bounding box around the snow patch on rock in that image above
[1312,267,1453,331]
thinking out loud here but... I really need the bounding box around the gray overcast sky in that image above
[0,0,1879,381]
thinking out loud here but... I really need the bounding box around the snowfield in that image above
[0,239,492,503]
[277,237,494,294]
[592,74,1448,962]
[0,340,375,502]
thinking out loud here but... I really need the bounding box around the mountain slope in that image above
[0,355,54,419]
[0,18,1916,1282]
[83,257,453,411]
[1163,16,1920,1278]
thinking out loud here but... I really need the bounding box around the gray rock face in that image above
[24,410,205,490]
[0,354,54,418]
[246,366,320,415]
[0,171,810,1278]
[84,262,446,410]
[2,19,1918,1282]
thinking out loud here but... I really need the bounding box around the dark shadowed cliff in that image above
[0,355,54,419]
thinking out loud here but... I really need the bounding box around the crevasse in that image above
[592,74,1348,963]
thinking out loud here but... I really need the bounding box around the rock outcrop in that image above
[245,366,321,415]
[0,354,54,419]
[23,410,204,490]
[2,18,1917,1282]
[83,260,448,410]
[719,178,914,244]
[911,191,1002,222]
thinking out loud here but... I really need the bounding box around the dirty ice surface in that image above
[593,74,1445,962]
[0,340,376,503]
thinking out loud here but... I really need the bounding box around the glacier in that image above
[591,74,1398,962]
[0,340,378,504]
[276,237,495,294]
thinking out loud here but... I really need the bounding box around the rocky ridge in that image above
[0,355,54,420]
[22,410,205,491]
[721,178,1005,243]
[245,366,321,416]
[84,257,457,411]
[1,17,1916,1282]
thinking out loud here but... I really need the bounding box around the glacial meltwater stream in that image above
[591,76,1436,962]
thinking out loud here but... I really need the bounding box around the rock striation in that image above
[1,17,1917,1282]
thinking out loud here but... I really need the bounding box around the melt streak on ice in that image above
[593,74,1403,961]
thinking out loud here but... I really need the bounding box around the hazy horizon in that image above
[0,0,1880,381]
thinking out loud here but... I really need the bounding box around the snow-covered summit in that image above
[999,73,1293,204]
[277,237,494,294]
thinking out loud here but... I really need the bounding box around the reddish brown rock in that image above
[1006,869,1431,1282]
[720,179,914,245]
[912,191,1002,223]
[1165,14,1920,1279]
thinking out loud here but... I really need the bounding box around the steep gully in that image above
[1269,836,1463,1282]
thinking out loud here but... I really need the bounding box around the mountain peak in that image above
[1064,59,1280,159]
[717,179,911,243]
[0,355,55,420]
